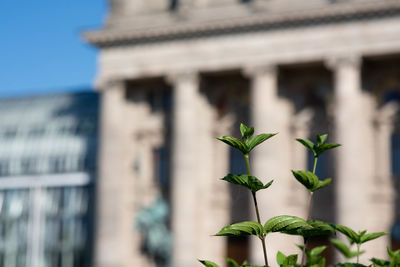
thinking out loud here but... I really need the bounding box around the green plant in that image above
[198,123,389,267]
[370,247,400,267]
[332,225,387,264]
[295,245,327,267]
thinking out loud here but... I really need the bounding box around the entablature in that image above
[84,0,400,47]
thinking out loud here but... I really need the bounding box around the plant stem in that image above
[252,192,262,223]
[312,156,318,174]
[252,192,269,266]
[301,156,318,267]
[245,154,269,267]
[244,154,252,176]
[300,191,314,267]
[357,244,360,264]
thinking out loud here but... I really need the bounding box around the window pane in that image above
[40,186,92,267]
[0,189,30,267]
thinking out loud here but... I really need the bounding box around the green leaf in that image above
[246,133,277,152]
[315,143,341,157]
[299,245,326,267]
[217,136,248,154]
[296,135,340,158]
[307,246,326,267]
[336,225,360,244]
[370,258,390,266]
[296,220,336,238]
[216,221,264,237]
[277,251,286,265]
[386,248,400,267]
[358,230,367,237]
[264,215,312,234]
[330,239,356,259]
[315,178,332,191]
[284,254,298,267]
[222,174,273,193]
[296,138,315,155]
[291,170,319,192]
[308,258,326,267]
[226,258,240,267]
[276,251,298,267]
[316,134,328,146]
[311,246,327,257]
[199,260,220,267]
[360,232,388,244]
[387,247,396,258]
[240,123,254,141]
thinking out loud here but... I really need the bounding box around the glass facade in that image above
[0,92,98,267]
[0,184,92,267]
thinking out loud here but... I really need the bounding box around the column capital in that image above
[242,63,277,78]
[291,108,314,132]
[96,78,126,91]
[325,54,362,70]
[165,70,199,86]
[375,102,399,127]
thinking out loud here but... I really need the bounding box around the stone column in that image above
[289,109,314,217]
[168,71,201,267]
[244,65,299,265]
[329,56,380,262]
[371,102,398,258]
[95,80,137,267]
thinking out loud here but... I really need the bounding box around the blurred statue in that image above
[136,196,172,266]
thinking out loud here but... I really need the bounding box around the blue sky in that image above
[0,1,107,98]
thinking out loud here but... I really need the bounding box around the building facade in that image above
[85,0,400,266]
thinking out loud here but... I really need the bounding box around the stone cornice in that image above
[84,1,400,47]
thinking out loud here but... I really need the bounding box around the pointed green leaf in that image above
[222,174,273,193]
[387,247,396,258]
[358,230,367,237]
[240,123,248,139]
[370,258,390,266]
[311,246,327,257]
[291,170,319,192]
[296,220,336,238]
[216,221,264,237]
[199,260,220,267]
[315,178,332,191]
[217,136,248,154]
[336,225,360,243]
[283,254,298,267]
[264,215,312,234]
[246,133,277,152]
[296,138,315,155]
[330,239,355,259]
[389,248,400,266]
[300,245,327,266]
[226,258,240,267]
[277,251,286,265]
[240,123,254,141]
[360,232,387,244]
[317,134,328,146]
[315,143,341,157]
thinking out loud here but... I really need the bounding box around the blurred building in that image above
[78,0,400,266]
[0,92,99,267]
